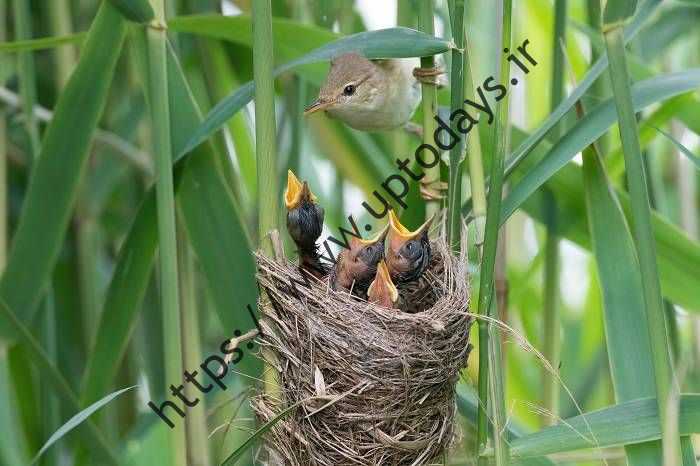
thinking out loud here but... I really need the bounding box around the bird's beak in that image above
[284,169,317,209]
[387,210,434,250]
[359,223,389,245]
[368,260,399,306]
[304,98,332,115]
[349,223,389,251]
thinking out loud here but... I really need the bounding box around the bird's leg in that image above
[412,66,444,86]
[420,178,448,200]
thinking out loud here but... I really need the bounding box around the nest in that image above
[251,239,473,466]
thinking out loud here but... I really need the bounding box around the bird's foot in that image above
[403,121,423,138]
[413,66,445,86]
[420,178,448,200]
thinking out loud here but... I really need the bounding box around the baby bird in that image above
[367,261,399,310]
[330,226,388,298]
[284,170,328,278]
[385,210,433,286]
[305,52,439,132]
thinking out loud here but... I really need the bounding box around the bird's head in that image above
[338,224,389,286]
[284,170,324,249]
[284,169,317,210]
[367,260,399,309]
[304,52,382,118]
[385,210,434,283]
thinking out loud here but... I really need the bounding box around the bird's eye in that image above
[343,84,356,96]
[406,242,414,251]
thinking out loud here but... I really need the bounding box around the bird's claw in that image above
[403,122,423,138]
[413,66,445,86]
[420,179,448,200]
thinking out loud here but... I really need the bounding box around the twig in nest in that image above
[220,328,260,375]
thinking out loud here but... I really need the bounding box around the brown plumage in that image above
[330,225,389,299]
[367,260,399,310]
[385,210,434,286]
[304,52,421,131]
[284,170,328,279]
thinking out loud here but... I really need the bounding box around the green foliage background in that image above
[0,0,698,465]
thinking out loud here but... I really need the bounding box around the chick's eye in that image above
[406,242,414,251]
[343,84,356,96]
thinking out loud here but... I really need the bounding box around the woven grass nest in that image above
[251,236,473,466]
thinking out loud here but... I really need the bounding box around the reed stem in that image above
[146,1,186,464]
[0,0,6,271]
[418,0,440,220]
[476,0,511,463]
[12,0,40,160]
[47,0,77,89]
[14,4,61,462]
[542,0,566,427]
[603,13,681,461]
[446,0,465,250]
[462,13,486,256]
[252,0,280,398]
[179,225,211,466]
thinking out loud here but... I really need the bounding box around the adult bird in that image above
[385,210,433,286]
[367,261,399,310]
[330,225,389,299]
[284,170,328,278]
[304,52,444,199]
[304,52,440,132]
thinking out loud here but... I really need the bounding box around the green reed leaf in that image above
[0,31,85,52]
[501,70,700,224]
[0,1,126,337]
[510,395,700,457]
[108,0,154,23]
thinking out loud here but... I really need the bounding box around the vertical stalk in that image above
[418,0,440,220]
[253,0,279,261]
[446,0,465,249]
[179,224,211,466]
[12,0,40,160]
[48,0,77,89]
[541,192,559,422]
[675,125,699,366]
[14,3,60,463]
[252,0,279,396]
[586,0,609,155]
[146,1,186,465]
[39,293,59,466]
[476,0,511,463]
[0,5,25,465]
[642,130,680,363]
[542,0,566,426]
[333,0,349,219]
[0,0,6,270]
[462,16,486,257]
[394,0,414,170]
[603,10,681,461]
[286,0,307,180]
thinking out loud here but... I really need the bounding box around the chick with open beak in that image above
[385,210,433,286]
[330,225,389,299]
[367,260,400,310]
[284,170,328,278]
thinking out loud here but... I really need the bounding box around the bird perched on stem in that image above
[385,210,434,286]
[330,225,389,299]
[284,170,328,278]
[305,52,445,200]
[304,52,441,132]
[367,260,400,310]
